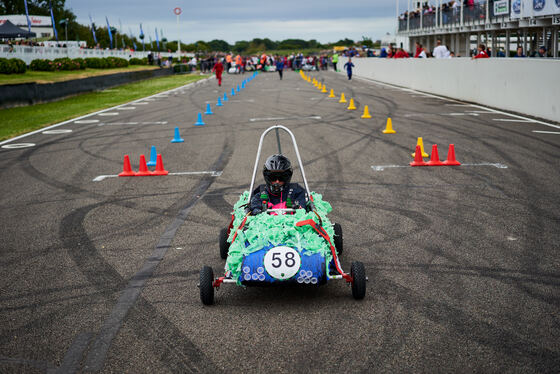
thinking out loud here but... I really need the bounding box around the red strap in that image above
[230,216,248,245]
[296,220,352,282]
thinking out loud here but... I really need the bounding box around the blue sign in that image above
[534,0,545,10]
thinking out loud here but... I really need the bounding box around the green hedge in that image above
[129,57,148,65]
[84,57,128,69]
[0,58,27,74]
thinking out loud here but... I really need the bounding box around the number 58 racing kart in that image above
[198,125,367,305]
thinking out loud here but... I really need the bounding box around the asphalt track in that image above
[1,68,559,373]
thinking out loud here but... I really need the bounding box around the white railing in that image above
[0,45,193,64]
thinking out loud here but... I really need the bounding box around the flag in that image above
[106,17,113,49]
[155,28,160,50]
[133,41,137,50]
[89,15,97,44]
[49,1,58,41]
[139,23,145,49]
[23,0,32,33]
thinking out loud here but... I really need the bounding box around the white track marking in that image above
[133,102,149,105]
[93,170,222,182]
[493,118,535,123]
[0,77,213,147]
[117,107,136,110]
[533,130,560,134]
[42,129,72,134]
[74,119,99,124]
[1,143,35,149]
[98,113,119,116]
[250,116,321,122]
[445,113,479,116]
[355,76,559,130]
[371,163,507,171]
[97,121,167,126]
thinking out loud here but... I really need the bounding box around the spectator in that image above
[514,46,525,58]
[433,39,450,58]
[533,46,547,57]
[379,48,388,58]
[418,47,428,58]
[414,42,422,58]
[472,44,489,59]
[394,48,410,58]
[332,52,339,72]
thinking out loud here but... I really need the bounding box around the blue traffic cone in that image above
[241,81,246,88]
[231,88,236,96]
[236,85,240,92]
[223,93,228,101]
[194,113,205,126]
[171,127,184,143]
[216,97,223,106]
[147,145,157,166]
[205,103,213,115]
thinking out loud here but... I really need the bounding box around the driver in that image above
[249,154,307,215]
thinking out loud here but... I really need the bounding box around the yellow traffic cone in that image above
[382,117,396,133]
[321,85,327,93]
[411,137,429,157]
[347,98,357,110]
[328,89,335,98]
[339,93,347,103]
[361,105,372,119]
[307,76,311,82]
[317,83,323,90]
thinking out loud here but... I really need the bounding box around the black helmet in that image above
[263,154,293,193]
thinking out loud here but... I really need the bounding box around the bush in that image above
[52,57,83,71]
[129,57,146,65]
[30,59,56,72]
[85,57,105,69]
[0,58,27,74]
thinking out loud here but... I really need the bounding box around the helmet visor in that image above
[263,170,291,183]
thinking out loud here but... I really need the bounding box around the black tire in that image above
[200,266,214,305]
[333,223,343,256]
[219,228,230,260]
[351,261,366,300]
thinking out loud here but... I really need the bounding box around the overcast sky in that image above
[65,0,403,44]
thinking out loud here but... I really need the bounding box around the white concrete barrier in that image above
[341,57,560,123]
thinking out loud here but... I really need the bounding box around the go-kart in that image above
[199,125,367,305]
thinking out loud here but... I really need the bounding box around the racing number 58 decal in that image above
[264,246,301,280]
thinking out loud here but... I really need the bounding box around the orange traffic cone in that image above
[136,154,153,176]
[152,154,169,175]
[443,144,461,165]
[118,155,136,177]
[426,144,444,166]
[410,145,427,166]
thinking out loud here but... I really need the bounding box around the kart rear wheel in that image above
[219,228,230,259]
[200,266,215,305]
[351,261,366,300]
[333,223,343,255]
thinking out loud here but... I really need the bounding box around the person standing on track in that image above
[343,57,354,80]
[332,52,339,72]
[212,58,224,86]
[276,57,284,80]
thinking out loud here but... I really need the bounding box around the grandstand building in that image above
[0,15,53,39]
[395,0,559,57]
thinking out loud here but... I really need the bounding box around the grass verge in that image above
[0,65,162,85]
[0,73,208,141]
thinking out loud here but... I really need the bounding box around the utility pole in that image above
[174,7,182,57]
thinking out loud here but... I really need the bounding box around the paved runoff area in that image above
[1,69,559,373]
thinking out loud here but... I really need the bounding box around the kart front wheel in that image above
[199,266,215,305]
[351,261,366,300]
[219,228,230,259]
[333,223,343,255]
